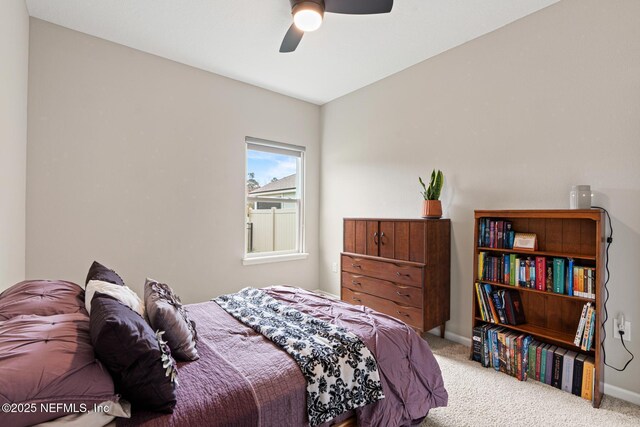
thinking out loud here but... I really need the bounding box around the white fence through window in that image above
[246,208,297,253]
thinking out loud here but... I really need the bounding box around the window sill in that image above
[242,253,309,266]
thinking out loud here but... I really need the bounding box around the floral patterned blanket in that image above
[214,287,384,426]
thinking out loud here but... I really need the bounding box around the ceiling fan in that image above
[280,0,394,53]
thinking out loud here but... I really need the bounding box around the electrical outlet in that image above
[613,319,631,342]
[331,262,338,273]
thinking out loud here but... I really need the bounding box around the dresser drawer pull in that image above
[351,264,362,269]
[396,291,410,297]
[353,297,362,303]
[396,311,411,317]
[352,280,362,286]
[396,272,411,277]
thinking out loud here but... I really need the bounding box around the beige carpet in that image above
[421,335,640,427]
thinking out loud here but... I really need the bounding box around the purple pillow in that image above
[90,292,178,413]
[85,261,125,287]
[144,279,199,361]
[0,280,85,321]
[0,312,118,427]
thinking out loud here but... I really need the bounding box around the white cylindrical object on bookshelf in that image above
[569,185,592,209]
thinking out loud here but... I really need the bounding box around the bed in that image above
[0,281,447,427]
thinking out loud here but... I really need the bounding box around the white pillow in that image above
[85,280,145,316]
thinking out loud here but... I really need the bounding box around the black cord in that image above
[592,206,634,371]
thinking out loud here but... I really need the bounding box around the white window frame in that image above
[243,137,307,265]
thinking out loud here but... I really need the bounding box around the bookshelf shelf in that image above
[471,209,605,408]
[478,280,596,303]
[477,247,597,261]
[473,317,595,353]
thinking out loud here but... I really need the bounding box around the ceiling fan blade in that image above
[279,24,304,53]
[324,0,393,15]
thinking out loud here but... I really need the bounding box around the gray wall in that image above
[319,0,640,398]
[27,19,321,303]
[0,0,29,290]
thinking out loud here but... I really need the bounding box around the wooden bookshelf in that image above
[471,209,605,408]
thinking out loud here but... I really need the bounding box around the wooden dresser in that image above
[341,218,451,336]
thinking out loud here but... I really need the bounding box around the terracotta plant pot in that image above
[422,200,442,219]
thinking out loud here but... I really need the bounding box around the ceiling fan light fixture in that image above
[293,2,324,32]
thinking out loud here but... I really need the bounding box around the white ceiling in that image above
[26,0,559,105]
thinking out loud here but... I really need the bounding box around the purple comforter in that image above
[120,286,447,426]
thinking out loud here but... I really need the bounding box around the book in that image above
[479,220,486,247]
[574,302,591,346]
[481,324,491,367]
[581,305,595,350]
[572,354,587,396]
[498,329,507,373]
[562,350,577,393]
[567,258,574,296]
[503,290,526,325]
[472,325,484,362]
[535,256,546,291]
[582,357,595,400]
[584,306,597,351]
[528,341,539,380]
[490,327,503,371]
[545,345,556,385]
[552,348,567,389]
[505,221,513,248]
[489,221,496,248]
[553,258,566,294]
[545,258,554,292]
[540,344,549,383]
[535,343,543,381]
[483,283,499,323]
[491,290,507,324]
[521,335,532,381]
[497,221,504,249]
[475,282,487,321]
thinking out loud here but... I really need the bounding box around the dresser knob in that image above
[396,272,410,277]
[396,311,410,317]
[353,297,362,303]
[352,281,362,286]
[352,264,362,269]
[396,291,409,297]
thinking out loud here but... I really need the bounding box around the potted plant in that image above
[419,169,444,219]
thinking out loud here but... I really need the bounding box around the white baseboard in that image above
[315,290,639,406]
[604,383,640,406]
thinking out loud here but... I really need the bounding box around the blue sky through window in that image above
[247,150,297,186]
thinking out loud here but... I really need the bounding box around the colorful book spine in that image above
[581,305,595,351]
[573,355,586,396]
[581,357,595,400]
[562,351,577,394]
[574,302,591,346]
[567,258,574,296]
[553,258,565,294]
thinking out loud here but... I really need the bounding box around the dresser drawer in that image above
[342,287,423,330]
[341,254,423,288]
[341,272,422,308]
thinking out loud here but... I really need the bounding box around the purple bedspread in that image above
[120,286,447,427]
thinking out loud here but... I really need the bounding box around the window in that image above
[244,137,306,264]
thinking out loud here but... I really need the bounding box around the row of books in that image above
[478,252,596,299]
[475,282,525,325]
[574,302,597,351]
[478,219,514,249]
[472,325,595,400]
[472,325,532,380]
[528,341,595,400]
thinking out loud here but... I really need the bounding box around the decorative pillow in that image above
[85,279,144,316]
[0,280,85,321]
[0,312,119,427]
[90,293,178,413]
[144,278,199,361]
[85,260,125,287]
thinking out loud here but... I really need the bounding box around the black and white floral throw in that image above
[214,287,384,426]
